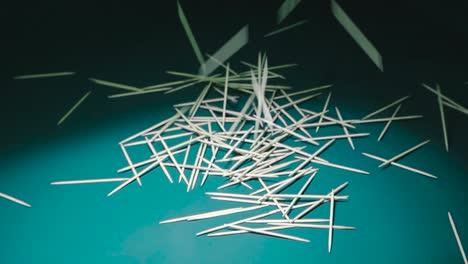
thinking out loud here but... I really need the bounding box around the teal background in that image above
[1,0,467,263]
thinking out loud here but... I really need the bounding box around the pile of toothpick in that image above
[49,53,439,251]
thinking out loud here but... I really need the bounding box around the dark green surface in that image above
[1,1,467,263]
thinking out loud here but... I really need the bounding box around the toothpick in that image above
[208,225,295,237]
[274,85,331,99]
[159,135,189,185]
[108,87,171,98]
[293,182,348,221]
[269,223,355,230]
[362,152,437,179]
[448,212,468,264]
[227,224,309,242]
[335,107,354,150]
[257,116,319,146]
[249,171,307,196]
[142,78,197,90]
[196,200,321,236]
[288,139,335,178]
[89,78,141,92]
[108,158,167,197]
[0,192,31,207]
[275,93,314,138]
[228,94,255,134]
[272,93,322,112]
[160,205,267,224]
[267,194,349,200]
[201,146,219,186]
[248,219,329,224]
[57,91,92,126]
[443,101,468,115]
[189,82,211,117]
[302,115,422,128]
[165,79,204,94]
[177,0,204,66]
[258,178,291,220]
[295,133,369,141]
[115,144,187,173]
[265,19,308,38]
[316,92,332,132]
[120,144,142,186]
[14,72,75,79]
[350,115,422,125]
[222,64,230,126]
[283,171,317,216]
[301,108,356,129]
[223,127,254,159]
[331,0,383,71]
[377,104,401,142]
[145,137,174,184]
[361,95,410,120]
[191,143,207,190]
[51,178,129,185]
[436,84,449,151]
[277,0,303,24]
[378,140,430,168]
[422,83,467,114]
[179,136,192,183]
[328,190,335,253]
[125,132,193,147]
[174,97,237,108]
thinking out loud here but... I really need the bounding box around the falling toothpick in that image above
[448,212,468,264]
[436,84,449,151]
[57,91,92,126]
[0,192,31,207]
[377,104,401,142]
[222,64,230,126]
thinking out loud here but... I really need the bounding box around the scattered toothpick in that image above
[0,192,31,207]
[448,212,468,264]
[57,91,92,126]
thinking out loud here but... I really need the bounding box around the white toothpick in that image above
[377,104,401,142]
[0,192,31,207]
[57,91,92,126]
[222,64,230,127]
[316,92,332,132]
[274,84,332,99]
[436,84,449,151]
[208,225,295,237]
[227,224,309,243]
[293,182,348,221]
[335,107,354,150]
[378,140,430,168]
[180,136,193,183]
[361,95,410,120]
[120,144,142,186]
[159,205,266,224]
[14,71,75,80]
[448,212,468,264]
[51,178,129,185]
[196,200,322,236]
[108,154,170,197]
[362,152,437,179]
[159,135,189,185]
[284,171,317,217]
[145,137,174,184]
[258,178,290,220]
[328,190,335,253]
